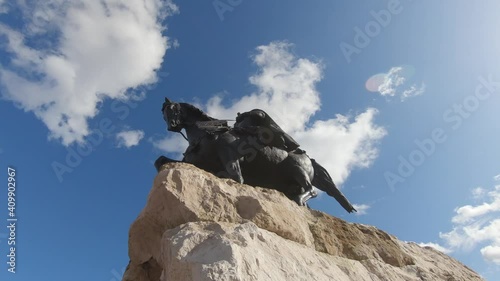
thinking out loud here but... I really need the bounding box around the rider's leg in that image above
[216,134,244,184]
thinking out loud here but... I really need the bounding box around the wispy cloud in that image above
[439,184,500,265]
[494,174,500,182]
[0,0,8,14]
[116,130,145,149]
[401,83,426,100]
[352,204,370,216]
[417,242,452,254]
[472,187,487,200]
[156,42,386,186]
[366,66,425,101]
[0,1,178,145]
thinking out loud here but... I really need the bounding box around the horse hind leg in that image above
[297,188,318,206]
[291,169,318,206]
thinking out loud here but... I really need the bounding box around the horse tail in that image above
[310,159,357,213]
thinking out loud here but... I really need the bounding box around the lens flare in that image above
[365,73,386,92]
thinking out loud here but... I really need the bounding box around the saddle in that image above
[195,120,230,133]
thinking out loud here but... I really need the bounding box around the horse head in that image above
[162,98,183,132]
[162,97,219,133]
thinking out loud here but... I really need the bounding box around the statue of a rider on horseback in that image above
[155,98,357,213]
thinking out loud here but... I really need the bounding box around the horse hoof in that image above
[293,196,306,206]
[154,156,168,172]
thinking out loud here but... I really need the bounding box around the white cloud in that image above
[352,204,370,216]
[439,185,500,265]
[116,130,145,149]
[294,109,385,184]
[366,66,425,101]
[151,133,188,159]
[156,42,386,185]
[378,67,406,96]
[451,187,500,224]
[0,0,178,145]
[494,174,500,181]
[481,246,500,264]
[206,41,322,133]
[417,242,452,254]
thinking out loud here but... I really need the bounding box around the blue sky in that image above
[1,0,500,280]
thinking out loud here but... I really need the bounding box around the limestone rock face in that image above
[123,163,483,281]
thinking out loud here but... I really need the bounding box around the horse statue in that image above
[155,98,357,213]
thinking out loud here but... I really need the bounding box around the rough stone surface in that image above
[122,163,484,281]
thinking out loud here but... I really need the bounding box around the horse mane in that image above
[180,103,216,121]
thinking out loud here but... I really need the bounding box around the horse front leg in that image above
[154,155,182,172]
[224,160,244,184]
[217,149,244,183]
[216,135,244,184]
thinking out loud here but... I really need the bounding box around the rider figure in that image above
[234,109,301,152]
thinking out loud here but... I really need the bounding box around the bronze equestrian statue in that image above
[155,98,357,213]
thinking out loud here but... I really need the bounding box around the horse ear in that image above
[164,97,172,105]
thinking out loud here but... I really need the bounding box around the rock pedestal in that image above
[122,163,483,281]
